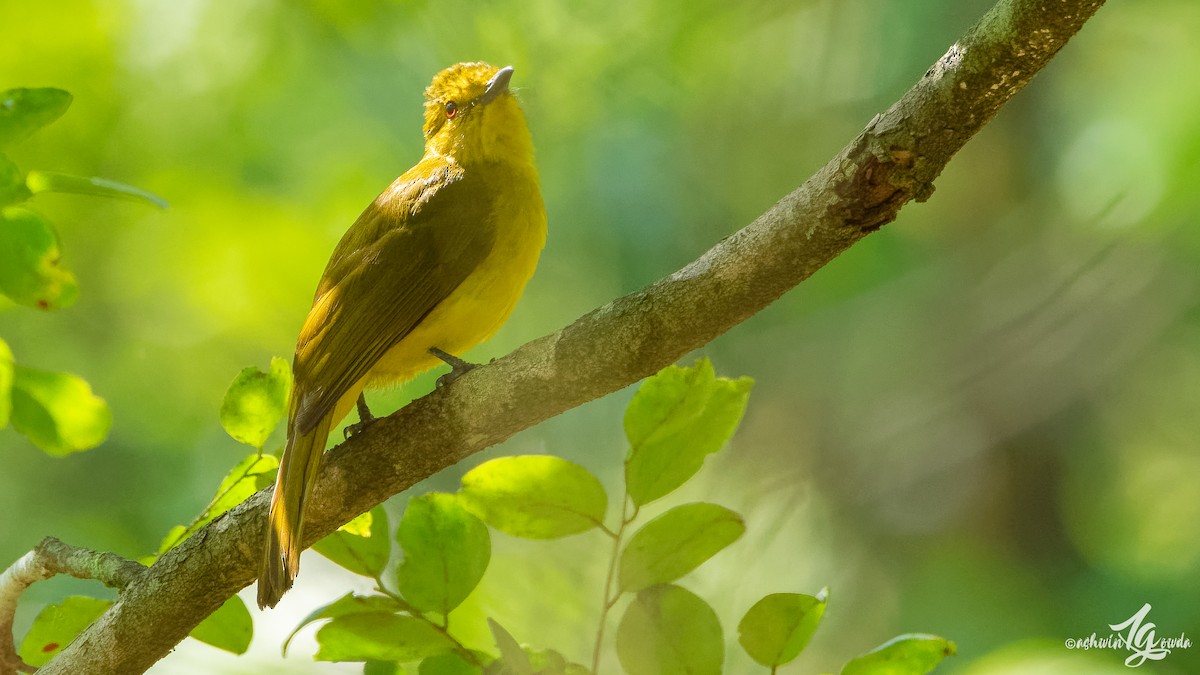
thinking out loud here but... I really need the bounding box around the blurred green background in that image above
[2,0,1197,673]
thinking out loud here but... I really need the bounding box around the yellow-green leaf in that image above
[315,612,454,662]
[0,87,72,148]
[616,584,722,675]
[0,153,31,206]
[460,455,606,539]
[219,357,291,449]
[284,592,404,655]
[738,590,828,667]
[25,170,168,209]
[624,359,753,506]
[0,207,78,310]
[396,493,490,615]
[313,505,390,577]
[619,502,744,593]
[420,652,481,674]
[366,661,405,675]
[526,647,589,675]
[10,365,110,455]
[18,596,111,667]
[841,634,956,675]
[488,618,533,675]
[341,509,374,537]
[190,595,252,655]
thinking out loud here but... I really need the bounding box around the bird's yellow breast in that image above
[364,162,546,387]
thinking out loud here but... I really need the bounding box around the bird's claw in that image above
[430,347,478,388]
[344,393,376,440]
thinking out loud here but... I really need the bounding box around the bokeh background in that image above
[2,0,1197,673]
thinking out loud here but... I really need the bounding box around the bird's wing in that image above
[291,159,495,435]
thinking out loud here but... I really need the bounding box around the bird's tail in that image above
[258,413,334,609]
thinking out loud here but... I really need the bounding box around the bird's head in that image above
[422,62,533,165]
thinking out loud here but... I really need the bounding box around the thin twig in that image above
[592,495,637,673]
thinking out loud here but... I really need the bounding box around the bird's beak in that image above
[479,66,514,105]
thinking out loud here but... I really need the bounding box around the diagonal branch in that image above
[35,1,1106,672]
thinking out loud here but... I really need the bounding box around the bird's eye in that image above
[445,101,458,119]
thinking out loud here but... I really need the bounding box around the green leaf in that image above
[738,590,828,667]
[488,618,533,675]
[314,505,391,577]
[25,170,168,209]
[616,584,723,675]
[0,338,13,428]
[204,452,280,518]
[477,643,585,675]
[10,365,110,455]
[396,493,490,615]
[619,502,745,593]
[152,453,279,557]
[624,359,753,505]
[421,652,482,675]
[0,88,72,148]
[284,592,405,654]
[365,661,405,675]
[840,634,956,675]
[0,207,78,310]
[342,508,375,537]
[315,612,454,662]
[189,594,252,655]
[18,596,111,667]
[525,648,590,675]
[0,154,31,205]
[459,456,607,539]
[219,357,291,449]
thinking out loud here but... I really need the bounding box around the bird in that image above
[258,62,546,609]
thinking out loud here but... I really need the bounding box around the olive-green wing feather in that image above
[291,160,496,434]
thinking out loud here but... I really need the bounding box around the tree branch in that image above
[0,538,144,674]
[35,1,1106,672]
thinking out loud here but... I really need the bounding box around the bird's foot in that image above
[430,347,478,388]
[343,393,376,440]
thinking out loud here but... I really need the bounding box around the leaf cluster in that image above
[1,87,165,456]
[17,359,955,674]
[279,359,951,674]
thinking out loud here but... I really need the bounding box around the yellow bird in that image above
[258,62,545,609]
